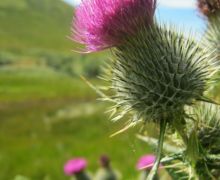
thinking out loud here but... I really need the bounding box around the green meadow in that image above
[0,66,153,179]
[0,1,152,179]
[2,0,220,179]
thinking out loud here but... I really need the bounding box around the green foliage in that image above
[42,52,106,77]
[0,0,103,50]
[0,0,73,52]
[0,0,151,179]
[0,52,17,65]
[0,66,99,103]
[0,0,107,77]
[0,68,151,179]
[0,101,149,179]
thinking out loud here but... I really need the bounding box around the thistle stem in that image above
[147,119,167,180]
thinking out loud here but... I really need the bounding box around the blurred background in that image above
[0,0,207,179]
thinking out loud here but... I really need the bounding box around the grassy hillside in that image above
[0,0,74,52]
[0,66,152,179]
[0,0,108,77]
[0,1,149,179]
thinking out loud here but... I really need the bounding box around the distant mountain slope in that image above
[0,0,74,52]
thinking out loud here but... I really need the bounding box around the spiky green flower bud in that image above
[105,25,216,126]
[191,103,220,154]
[186,103,220,179]
[197,0,220,63]
[204,16,220,62]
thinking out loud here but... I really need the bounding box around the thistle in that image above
[136,155,161,180]
[108,24,216,179]
[110,26,214,125]
[195,103,220,154]
[204,17,220,63]
[72,0,217,179]
[72,0,156,52]
[64,158,91,180]
[198,0,220,62]
[185,103,220,179]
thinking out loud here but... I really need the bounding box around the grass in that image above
[0,66,152,180]
[0,0,109,79]
[0,102,150,180]
[0,66,98,103]
[0,0,73,52]
[0,1,156,178]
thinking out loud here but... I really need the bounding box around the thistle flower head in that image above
[197,0,220,17]
[72,0,156,52]
[136,155,161,170]
[64,158,87,176]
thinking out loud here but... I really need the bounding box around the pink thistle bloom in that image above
[136,154,162,171]
[71,0,157,52]
[64,158,87,176]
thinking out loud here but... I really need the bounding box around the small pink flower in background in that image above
[136,154,162,170]
[64,158,87,175]
[72,0,157,52]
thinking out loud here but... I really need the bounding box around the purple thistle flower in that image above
[136,155,162,170]
[71,0,157,52]
[64,158,87,176]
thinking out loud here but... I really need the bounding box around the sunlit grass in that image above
[0,66,98,104]
[0,67,151,179]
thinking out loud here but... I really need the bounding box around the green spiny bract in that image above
[204,15,220,62]
[187,103,220,178]
[104,25,215,125]
[193,103,220,154]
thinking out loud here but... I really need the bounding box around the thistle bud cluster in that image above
[198,0,220,63]
[72,0,220,179]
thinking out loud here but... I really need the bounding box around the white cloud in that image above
[158,0,196,8]
[64,0,196,9]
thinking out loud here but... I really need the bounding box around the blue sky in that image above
[64,0,206,36]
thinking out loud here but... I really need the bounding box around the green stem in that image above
[204,162,215,180]
[147,119,167,180]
